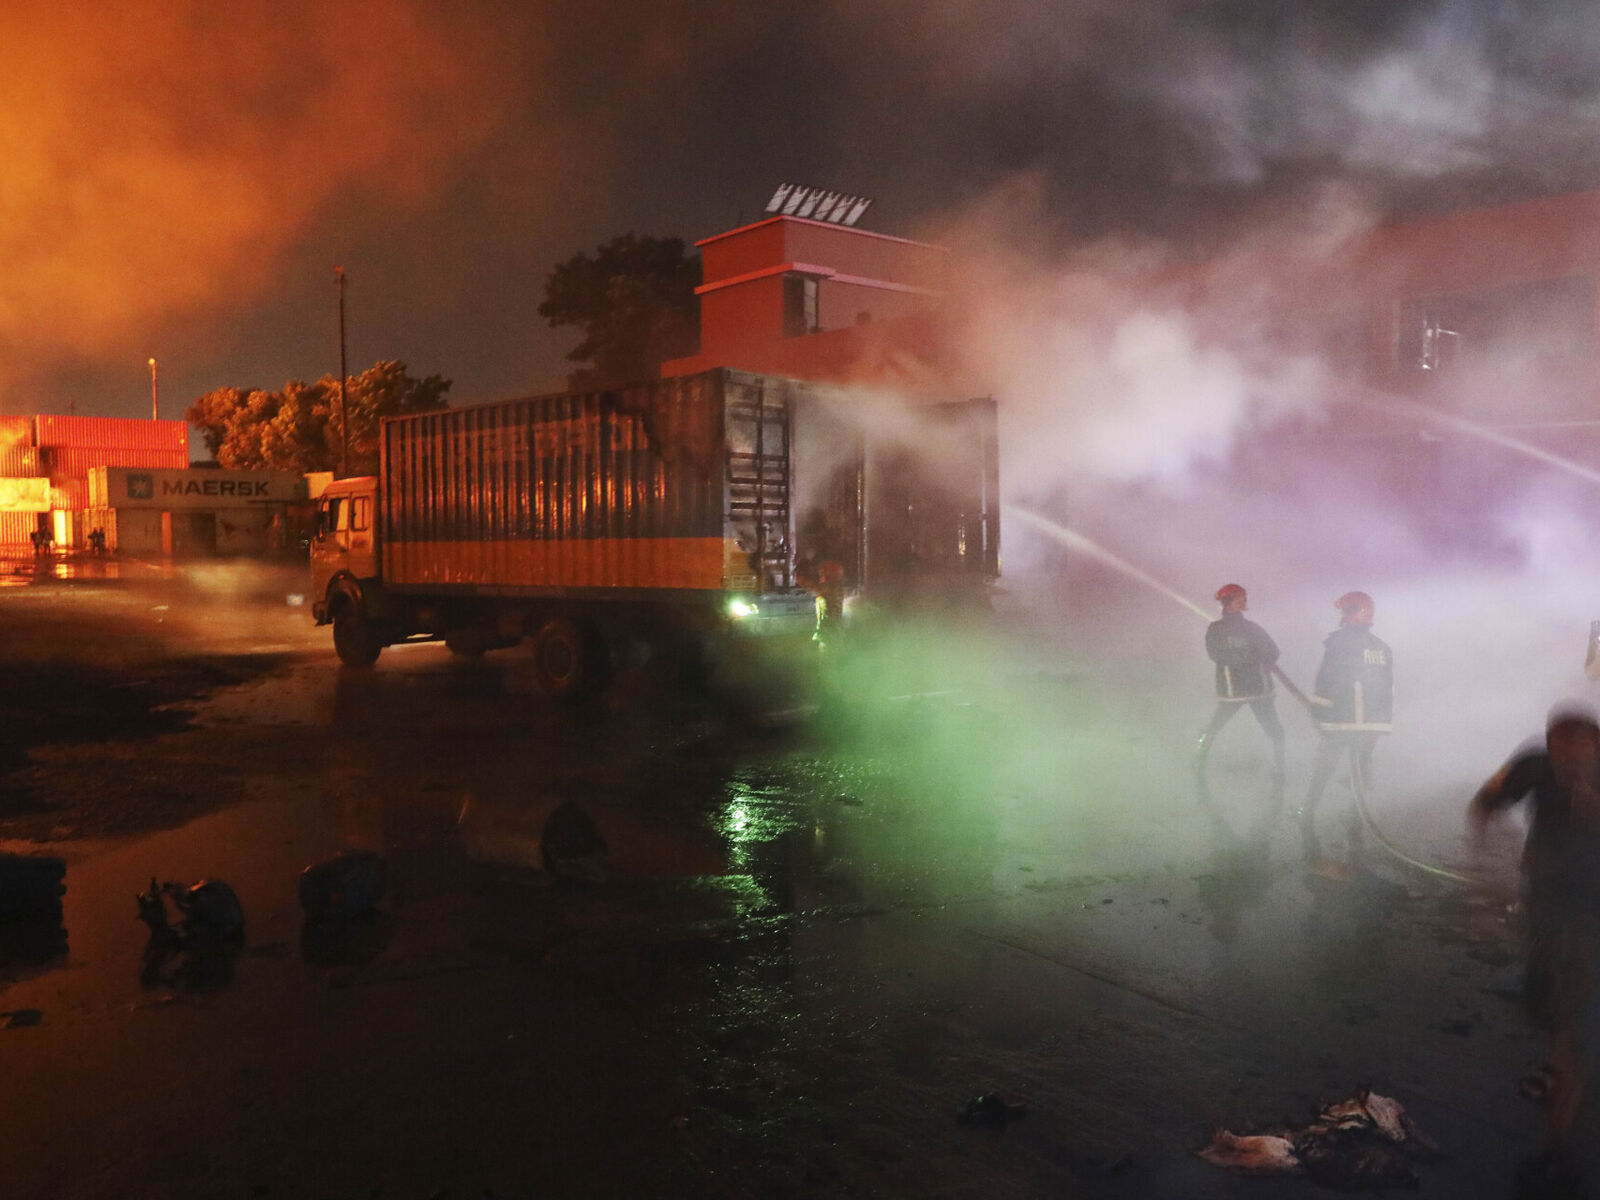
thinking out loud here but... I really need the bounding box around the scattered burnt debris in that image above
[1195,1089,1439,1191]
[299,850,387,921]
[136,876,245,989]
[956,1091,1028,1130]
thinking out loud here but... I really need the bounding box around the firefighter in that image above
[1468,705,1600,1159]
[1196,583,1286,797]
[809,560,846,649]
[1300,591,1392,859]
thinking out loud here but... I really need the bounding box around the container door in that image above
[863,396,1000,604]
[725,381,793,592]
[170,512,217,557]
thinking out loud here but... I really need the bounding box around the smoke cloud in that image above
[0,0,525,407]
[855,0,1600,864]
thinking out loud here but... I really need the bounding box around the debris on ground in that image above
[137,878,246,990]
[299,849,387,921]
[0,854,68,965]
[956,1091,1027,1129]
[1194,1089,1438,1191]
[1195,1130,1299,1175]
[137,877,245,947]
[0,853,65,913]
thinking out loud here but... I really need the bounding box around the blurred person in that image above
[798,558,846,650]
[1469,705,1600,1163]
[1196,583,1286,800]
[1299,591,1392,860]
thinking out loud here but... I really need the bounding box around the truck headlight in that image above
[727,599,760,620]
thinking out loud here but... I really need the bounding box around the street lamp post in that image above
[335,267,348,478]
[148,357,158,421]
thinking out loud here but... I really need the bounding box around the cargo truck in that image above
[310,368,999,696]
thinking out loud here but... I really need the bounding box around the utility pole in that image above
[148,357,158,421]
[335,266,348,478]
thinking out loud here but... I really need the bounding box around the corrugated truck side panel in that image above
[381,372,732,592]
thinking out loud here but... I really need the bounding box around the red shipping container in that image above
[0,416,37,477]
[0,512,35,546]
[49,478,89,510]
[42,445,188,475]
[34,414,187,454]
[0,445,40,477]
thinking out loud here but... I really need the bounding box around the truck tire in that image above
[333,611,382,668]
[532,617,601,699]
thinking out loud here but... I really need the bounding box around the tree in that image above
[538,233,700,389]
[186,361,450,477]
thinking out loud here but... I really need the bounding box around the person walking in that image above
[1196,584,1286,800]
[1468,705,1600,1168]
[1300,591,1392,859]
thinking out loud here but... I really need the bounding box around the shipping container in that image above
[112,509,164,556]
[0,446,41,477]
[0,417,39,477]
[89,466,304,509]
[0,477,51,513]
[43,445,189,476]
[380,369,805,595]
[49,478,89,511]
[34,414,188,454]
[0,512,36,547]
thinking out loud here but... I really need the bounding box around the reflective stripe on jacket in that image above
[1205,612,1279,701]
[1311,625,1393,732]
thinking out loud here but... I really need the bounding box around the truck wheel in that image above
[333,612,382,668]
[532,617,600,699]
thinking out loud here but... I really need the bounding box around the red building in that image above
[662,214,957,395]
[670,186,1600,426]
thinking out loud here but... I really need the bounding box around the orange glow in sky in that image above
[0,1,514,403]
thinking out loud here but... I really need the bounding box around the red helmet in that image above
[1215,583,1247,608]
[819,560,845,584]
[1336,591,1374,624]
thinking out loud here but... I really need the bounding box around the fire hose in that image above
[1000,507,1496,890]
[1269,666,1494,891]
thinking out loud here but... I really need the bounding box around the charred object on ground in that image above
[298,850,387,922]
[136,877,244,950]
[1195,1089,1440,1191]
[298,850,389,966]
[956,1091,1028,1130]
[136,876,245,989]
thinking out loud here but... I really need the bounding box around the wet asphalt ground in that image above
[0,556,1579,1199]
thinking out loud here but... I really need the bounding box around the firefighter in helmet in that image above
[1197,584,1287,798]
[1300,590,1393,859]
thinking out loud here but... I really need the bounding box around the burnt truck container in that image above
[310,368,999,695]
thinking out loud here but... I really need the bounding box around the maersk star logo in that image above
[127,473,154,500]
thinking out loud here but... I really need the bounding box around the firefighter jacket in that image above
[1310,625,1393,733]
[1205,611,1279,701]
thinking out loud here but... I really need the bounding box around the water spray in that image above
[1005,507,1212,620]
[1358,389,1600,488]
[1007,503,1492,890]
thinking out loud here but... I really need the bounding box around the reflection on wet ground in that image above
[0,595,1571,1197]
[0,549,148,587]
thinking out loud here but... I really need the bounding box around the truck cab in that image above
[310,476,379,645]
